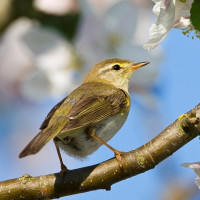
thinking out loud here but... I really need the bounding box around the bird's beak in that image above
[131,61,150,70]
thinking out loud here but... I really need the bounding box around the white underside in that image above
[56,111,128,159]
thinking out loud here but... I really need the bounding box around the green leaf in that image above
[190,0,200,31]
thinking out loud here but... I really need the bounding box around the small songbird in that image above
[19,58,149,173]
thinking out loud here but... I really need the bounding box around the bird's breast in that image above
[56,109,129,159]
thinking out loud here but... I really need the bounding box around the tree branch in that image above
[0,104,200,200]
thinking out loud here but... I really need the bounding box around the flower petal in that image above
[182,162,200,177]
[144,0,176,50]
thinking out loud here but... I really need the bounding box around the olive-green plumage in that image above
[19,58,149,161]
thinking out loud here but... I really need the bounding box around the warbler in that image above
[19,58,149,172]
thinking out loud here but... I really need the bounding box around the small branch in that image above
[0,104,200,200]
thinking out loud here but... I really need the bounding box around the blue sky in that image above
[1,28,200,200]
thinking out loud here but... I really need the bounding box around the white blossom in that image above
[0,18,78,101]
[144,0,193,50]
[182,162,200,189]
[33,0,79,15]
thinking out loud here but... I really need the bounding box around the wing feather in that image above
[62,89,129,131]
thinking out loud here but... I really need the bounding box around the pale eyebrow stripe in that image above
[97,64,112,75]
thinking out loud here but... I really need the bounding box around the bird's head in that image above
[83,58,149,92]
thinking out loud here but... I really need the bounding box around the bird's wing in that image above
[61,88,129,132]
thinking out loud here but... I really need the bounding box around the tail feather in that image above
[19,130,52,158]
[19,116,69,158]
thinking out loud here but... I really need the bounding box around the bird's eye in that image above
[112,64,121,70]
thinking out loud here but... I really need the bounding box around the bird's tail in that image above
[19,130,53,158]
[19,116,68,158]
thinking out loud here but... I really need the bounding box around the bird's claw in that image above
[114,151,125,170]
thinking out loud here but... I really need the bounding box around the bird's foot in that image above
[114,150,125,170]
[60,163,68,178]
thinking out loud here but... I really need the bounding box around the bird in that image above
[19,58,149,174]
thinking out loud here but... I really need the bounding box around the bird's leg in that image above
[87,128,124,169]
[53,138,68,177]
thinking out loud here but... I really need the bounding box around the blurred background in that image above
[0,0,200,199]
